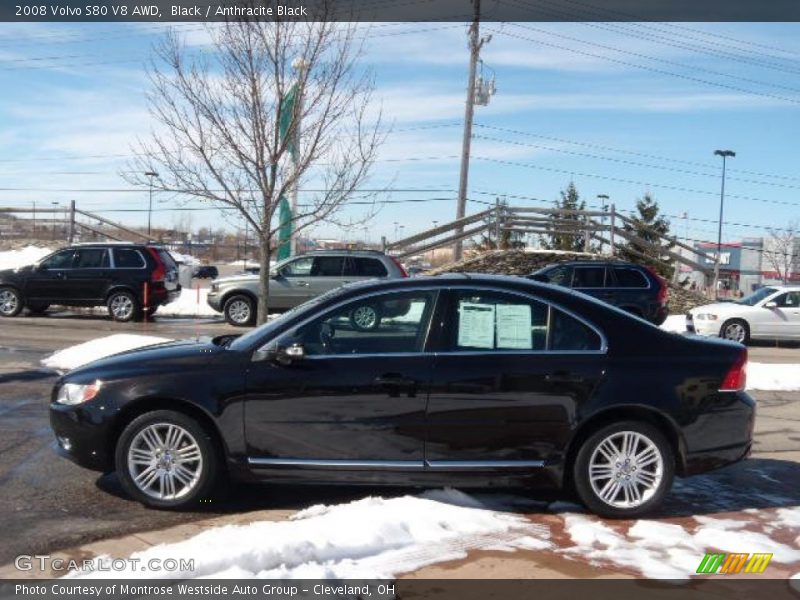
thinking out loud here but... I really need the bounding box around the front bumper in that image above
[206,290,223,312]
[49,401,113,472]
[686,313,720,337]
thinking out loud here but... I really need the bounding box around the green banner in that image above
[276,195,293,261]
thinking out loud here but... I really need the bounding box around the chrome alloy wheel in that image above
[588,430,664,509]
[352,305,378,329]
[227,299,251,324]
[722,321,746,343]
[110,294,134,320]
[0,289,19,316]
[127,423,203,500]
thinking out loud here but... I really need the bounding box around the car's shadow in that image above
[96,457,800,520]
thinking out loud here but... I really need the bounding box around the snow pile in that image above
[68,489,550,579]
[748,363,800,391]
[168,251,201,266]
[42,334,172,372]
[0,245,52,270]
[158,288,218,317]
[659,314,686,333]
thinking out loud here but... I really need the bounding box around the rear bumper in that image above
[146,283,181,307]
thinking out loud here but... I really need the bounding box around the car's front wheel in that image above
[0,287,24,317]
[573,421,674,518]
[115,410,220,509]
[223,294,255,326]
[720,318,749,344]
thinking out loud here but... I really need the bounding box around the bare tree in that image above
[125,15,383,324]
[765,220,798,284]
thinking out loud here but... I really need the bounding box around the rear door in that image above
[344,257,389,284]
[308,256,347,296]
[425,288,607,468]
[572,265,615,305]
[69,248,111,301]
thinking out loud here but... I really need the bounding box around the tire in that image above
[573,420,674,518]
[26,302,50,315]
[720,318,749,345]
[0,286,23,317]
[143,305,159,316]
[107,290,140,322]
[115,410,221,509]
[350,303,381,331]
[223,294,255,327]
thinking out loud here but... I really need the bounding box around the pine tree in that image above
[618,193,675,278]
[540,182,587,252]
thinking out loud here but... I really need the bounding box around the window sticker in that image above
[457,302,495,349]
[496,304,533,349]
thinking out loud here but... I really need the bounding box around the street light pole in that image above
[713,150,735,297]
[145,171,159,239]
[597,194,610,254]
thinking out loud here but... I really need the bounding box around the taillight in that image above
[720,348,747,392]
[390,256,408,278]
[145,247,166,282]
[645,266,668,305]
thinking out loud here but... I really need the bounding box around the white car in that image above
[687,285,800,343]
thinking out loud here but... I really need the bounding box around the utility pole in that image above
[68,200,75,244]
[713,150,735,297]
[289,57,308,258]
[609,203,616,256]
[597,194,610,254]
[51,202,58,240]
[454,0,491,261]
[145,171,159,238]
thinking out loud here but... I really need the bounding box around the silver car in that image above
[207,250,408,326]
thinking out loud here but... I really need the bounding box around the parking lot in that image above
[0,311,798,576]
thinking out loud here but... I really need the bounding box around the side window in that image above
[280,257,313,277]
[544,266,571,286]
[451,291,549,351]
[354,257,388,277]
[113,249,145,268]
[550,309,603,351]
[774,292,800,307]
[572,267,606,288]
[40,249,75,270]
[281,292,435,356]
[612,267,648,288]
[73,249,109,269]
[311,256,345,277]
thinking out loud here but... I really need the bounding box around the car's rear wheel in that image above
[26,302,49,315]
[573,421,674,518]
[720,318,749,344]
[350,304,381,331]
[115,410,220,509]
[223,295,255,326]
[107,290,140,322]
[0,287,23,317]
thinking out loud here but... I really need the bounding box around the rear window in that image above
[353,258,388,277]
[572,266,606,288]
[113,248,145,268]
[612,267,649,288]
[157,249,178,270]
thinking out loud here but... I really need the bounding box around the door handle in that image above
[545,371,585,384]
[56,272,68,279]
[295,281,309,287]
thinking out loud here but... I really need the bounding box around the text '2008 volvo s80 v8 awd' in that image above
[50,274,754,518]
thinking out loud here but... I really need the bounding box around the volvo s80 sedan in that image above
[50,274,753,518]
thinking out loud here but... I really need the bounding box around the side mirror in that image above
[270,343,305,365]
[764,301,778,309]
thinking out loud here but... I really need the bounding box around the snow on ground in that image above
[67,489,551,579]
[41,334,172,372]
[159,288,218,317]
[0,245,52,270]
[748,362,800,392]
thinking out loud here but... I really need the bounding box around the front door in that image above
[25,249,76,302]
[425,288,606,468]
[762,291,800,338]
[271,256,315,309]
[244,290,438,466]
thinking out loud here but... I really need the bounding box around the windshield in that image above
[737,287,777,306]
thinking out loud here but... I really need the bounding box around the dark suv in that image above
[0,243,181,322]
[529,261,669,325]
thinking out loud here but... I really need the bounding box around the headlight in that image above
[56,381,102,405]
[210,283,218,292]
[695,313,718,321]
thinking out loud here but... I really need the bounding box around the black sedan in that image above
[49,274,754,518]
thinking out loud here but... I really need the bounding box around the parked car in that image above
[207,250,408,326]
[529,261,669,325]
[687,285,800,343]
[0,243,180,322]
[50,274,753,517]
[192,265,219,279]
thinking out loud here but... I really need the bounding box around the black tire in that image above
[720,318,750,345]
[143,305,159,316]
[0,286,24,317]
[349,303,381,331]
[107,290,141,322]
[223,294,255,327]
[115,410,221,509]
[26,302,50,315]
[573,420,674,518]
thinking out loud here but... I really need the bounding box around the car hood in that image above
[213,273,260,284]
[689,302,750,315]
[0,264,34,277]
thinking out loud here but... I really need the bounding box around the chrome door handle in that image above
[295,281,309,287]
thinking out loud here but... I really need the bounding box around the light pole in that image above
[713,150,735,297]
[145,171,159,238]
[51,202,58,240]
[597,194,610,254]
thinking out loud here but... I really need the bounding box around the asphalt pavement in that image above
[0,312,798,567]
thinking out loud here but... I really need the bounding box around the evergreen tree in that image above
[540,182,587,252]
[618,193,675,278]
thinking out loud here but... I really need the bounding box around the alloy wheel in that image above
[227,299,251,325]
[127,423,203,501]
[723,322,746,343]
[588,430,664,509]
[352,305,378,330]
[0,289,19,316]
[110,294,134,321]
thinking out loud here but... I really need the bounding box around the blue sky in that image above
[0,21,799,245]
